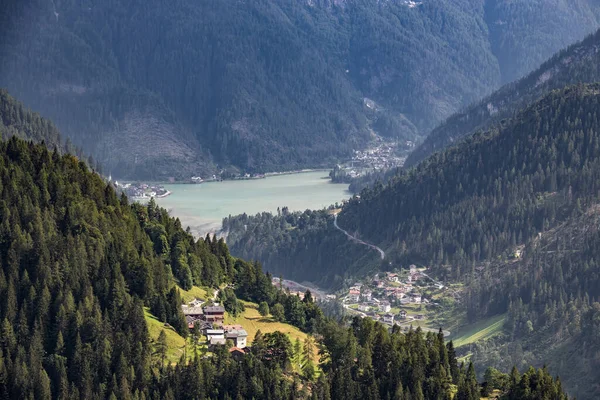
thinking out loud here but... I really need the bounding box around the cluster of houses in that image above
[182,300,249,353]
[344,265,433,326]
[116,181,170,200]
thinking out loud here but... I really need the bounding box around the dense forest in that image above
[224,208,375,288]
[0,92,571,399]
[407,28,600,168]
[465,202,600,399]
[2,0,600,178]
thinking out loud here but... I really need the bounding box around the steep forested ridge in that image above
[407,28,600,168]
[2,0,600,178]
[0,92,570,399]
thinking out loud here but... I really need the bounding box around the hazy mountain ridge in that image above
[3,0,600,178]
[406,28,600,168]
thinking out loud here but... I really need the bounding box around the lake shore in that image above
[155,171,350,238]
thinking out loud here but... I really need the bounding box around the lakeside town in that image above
[329,136,411,181]
[114,181,172,201]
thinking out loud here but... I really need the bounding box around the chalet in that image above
[383,313,394,324]
[185,315,212,332]
[206,329,226,347]
[181,306,204,319]
[225,329,248,348]
[379,301,391,313]
[398,310,407,319]
[415,314,425,320]
[412,293,422,304]
[409,265,417,274]
[206,329,225,339]
[203,305,225,323]
[387,273,399,283]
[195,321,214,332]
[358,304,370,312]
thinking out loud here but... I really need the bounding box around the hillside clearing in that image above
[144,308,188,364]
[178,285,212,303]
[225,300,319,361]
[451,314,506,348]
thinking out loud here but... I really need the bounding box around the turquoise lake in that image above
[156,171,351,236]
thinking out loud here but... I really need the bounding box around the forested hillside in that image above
[0,91,569,399]
[406,28,600,167]
[466,202,600,399]
[2,0,600,178]
[226,84,600,396]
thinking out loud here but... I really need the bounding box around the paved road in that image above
[333,213,385,259]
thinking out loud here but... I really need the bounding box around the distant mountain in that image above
[2,0,600,179]
[406,28,600,168]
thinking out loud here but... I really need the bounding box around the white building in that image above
[225,329,248,349]
[380,302,391,313]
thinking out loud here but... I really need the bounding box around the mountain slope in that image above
[2,0,600,178]
[0,91,569,400]
[406,28,600,168]
[465,201,600,400]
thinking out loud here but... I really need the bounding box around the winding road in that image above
[333,213,385,260]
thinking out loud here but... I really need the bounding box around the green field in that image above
[144,308,188,364]
[178,285,212,303]
[450,314,506,348]
[225,300,319,361]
